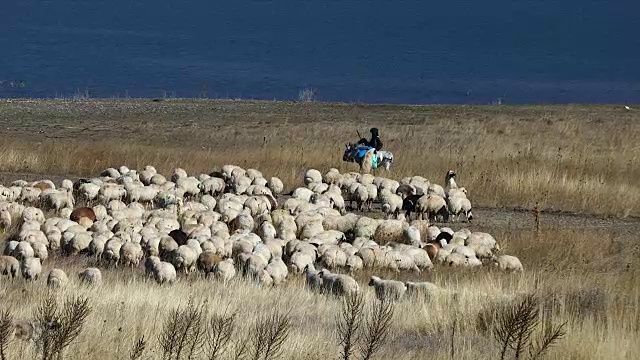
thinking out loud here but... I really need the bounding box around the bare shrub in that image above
[158,298,207,360]
[33,295,92,360]
[336,294,364,360]
[206,307,237,360]
[482,293,566,360]
[249,310,292,360]
[129,335,146,360]
[335,294,395,360]
[0,309,13,360]
[359,299,394,360]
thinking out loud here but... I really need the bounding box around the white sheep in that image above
[381,192,403,219]
[304,264,323,292]
[402,226,421,246]
[0,255,20,278]
[102,238,124,267]
[287,251,315,275]
[14,241,35,260]
[22,207,45,224]
[265,258,288,285]
[493,255,523,272]
[369,276,407,302]
[318,269,359,297]
[78,267,102,286]
[171,245,198,274]
[304,169,323,185]
[147,256,178,284]
[415,194,449,222]
[404,281,440,301]
[79,182,101,201]
[21,257,42,281]
[447,196,473,222]
[209,258,234,282]
[200,177,226,197]
[373,220,405,244]
[345,254,364,272]
[119,242,143,268]
[266,177,284,195]
[47,268,69,289]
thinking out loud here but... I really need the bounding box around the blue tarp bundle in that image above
[353,146,377,169]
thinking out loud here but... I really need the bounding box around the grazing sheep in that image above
[369,276,407,302]
[304,169,323,185]
[256,269,274,286]
[493,255,524,272]
[373,220,405,244]
[171,245,198,274]
[304,264,323,292]
[345,254,364,273]
[404,281,440,301]
[402,226,421,246]
[0,255,19,278]
[78,267,102,286]
[20,257,42,281]
[15,241,35,260]
[416,194,449,222]
[213,258,236,282]
[46,268,69,289]
[265,258,288,285]
[119,242,143,268]
[288,252,315,275]
[318,269,359,297]
[447,196,473,222]
[197,251,222,274]
[267,177,284,195]
[146,256,178,284]
[381,193,403,219]
[70,207,97,223]
[102,238,124,267]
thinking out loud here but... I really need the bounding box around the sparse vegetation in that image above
[0,309,13,360]
[335,293,397,360]
[33,295,92,360]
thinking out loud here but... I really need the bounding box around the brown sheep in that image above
[0,255,20,278]
[32,181,54,191]
[197,251,223,274]
[70,207,96,222]
[424,242,441,261]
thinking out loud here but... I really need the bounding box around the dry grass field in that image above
[0,99,639,360]
[0,99,638,216]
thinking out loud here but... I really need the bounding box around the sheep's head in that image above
[318,269,330,278]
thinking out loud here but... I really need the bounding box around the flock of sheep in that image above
[0,164,523,302]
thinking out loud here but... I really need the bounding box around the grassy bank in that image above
[1,99,638,216]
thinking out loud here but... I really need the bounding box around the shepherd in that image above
[357,127,383,152]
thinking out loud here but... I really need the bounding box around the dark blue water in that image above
[2,0,639,104]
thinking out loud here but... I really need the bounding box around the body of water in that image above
[2,0,639,104]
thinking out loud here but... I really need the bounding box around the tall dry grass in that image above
[0,227,638,360]
[0,100,638,216]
